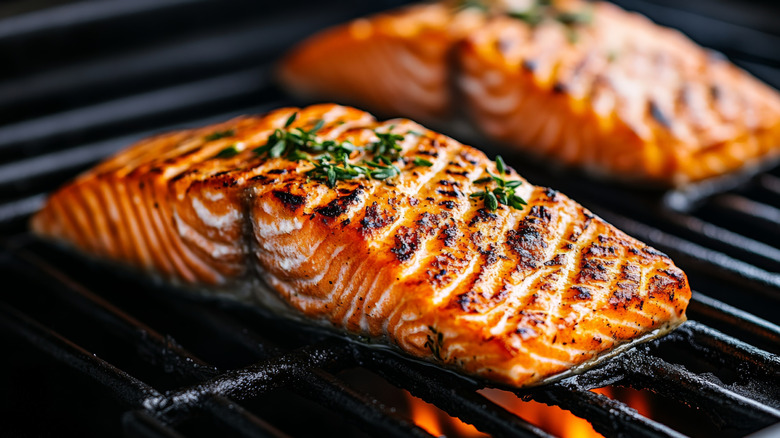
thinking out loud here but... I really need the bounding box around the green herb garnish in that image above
[509,8,545,26]
[253,115,324,160]
[308,156,368,188]
[369,128,404,161]
[556,8,593,26]
[213,144,240,159]
[470,155,527,212]
[252,112,416,188]
[424,326,445,360]
[204,129,235,142]
[413,157,433,167]
[456,0,489,12]
[460,0,592,34]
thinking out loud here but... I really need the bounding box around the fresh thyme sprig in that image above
[470,155,527,211]
[413,157,433,167]
[455,0,488,13]
[213,143,241,158]
[457,0,593,37]
[368,128,406,164]
[252,113,323,161]
[204,129,235,142]
[251,112,423,188]
[509,1,593,30]
[307,153,367,188]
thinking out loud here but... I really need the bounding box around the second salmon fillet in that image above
[280,1,780,185]
[32,104,691,387]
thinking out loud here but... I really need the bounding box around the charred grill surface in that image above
[1,0,779,437]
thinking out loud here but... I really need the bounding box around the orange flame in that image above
[479,388,604,438]
[594,386,652,418]
[405,386,653,437]
[405,393,488,438]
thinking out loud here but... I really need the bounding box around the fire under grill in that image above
[0,0,778,437]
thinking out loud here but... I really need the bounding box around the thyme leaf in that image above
[204,129,235,142]
[470,155,526,212]
[413,157,433,167]
[213,144,240,159]
[369,129,404,161]
[424,326,445,360]
[284,112,297,128]
[254,114,417,188]
[461,0,592,31]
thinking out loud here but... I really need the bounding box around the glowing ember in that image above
[404,386,653,437]
[593,386,652,418]
[405,393,488,437]
[479,388,604,438]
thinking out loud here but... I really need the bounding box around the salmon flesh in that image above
[279,1,780,185]
[32,104,691,387]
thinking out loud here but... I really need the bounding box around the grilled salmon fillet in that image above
[279,2,485,122]
[280,1,780,185]
[32,104,690,387]
[460,0,780,185]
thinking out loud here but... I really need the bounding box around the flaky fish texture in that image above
[279,1,780,186]
[459,1,780,185]
[279,2,485,122]
[32,104,690,387]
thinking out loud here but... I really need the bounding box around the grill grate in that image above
[2,238,778,437]
[1,0,779,437]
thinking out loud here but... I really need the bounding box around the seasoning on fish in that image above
[459,0,780,185]
[278,2,486,122]
[31,104,691,387]
[280,0,780,185]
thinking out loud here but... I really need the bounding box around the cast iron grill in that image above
[0,0,778,437]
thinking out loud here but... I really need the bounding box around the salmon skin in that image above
[279,1,780,186]
[32,104,690,388]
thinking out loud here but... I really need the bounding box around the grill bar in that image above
[656,212,780,272]
[759,174,780,197]
[1,0,779,436]
[532,385,685,438]
[708,195,780,243]
[0,102,291,192]
[14,248,220,380]
[3,231,780,436]
[677,321,780,378]
[0,0,195,41]
[7,241,438,438]
[593,208,780,300]
[0,302,160,406]
[0,6,351,121]
[0,67,273,157]
[0,193,46,225]
[298,369,436,438]
[625,354,780,428]
[688,292,780,348]
[123,284,437,437]
[362,349,554,438]
[200,396,294,438]
[123,410,187,438]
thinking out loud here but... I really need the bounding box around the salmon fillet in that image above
[279,1,780,185]
[31,104,690,387]
[279,2,485,122]
[460,1,780,185]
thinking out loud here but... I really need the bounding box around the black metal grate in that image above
[1,1,778,437]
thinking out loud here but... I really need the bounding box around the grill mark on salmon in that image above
[281,1,780,185]
[459,1,780,185]
[279,3,487,122]
[32,104,690,388]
